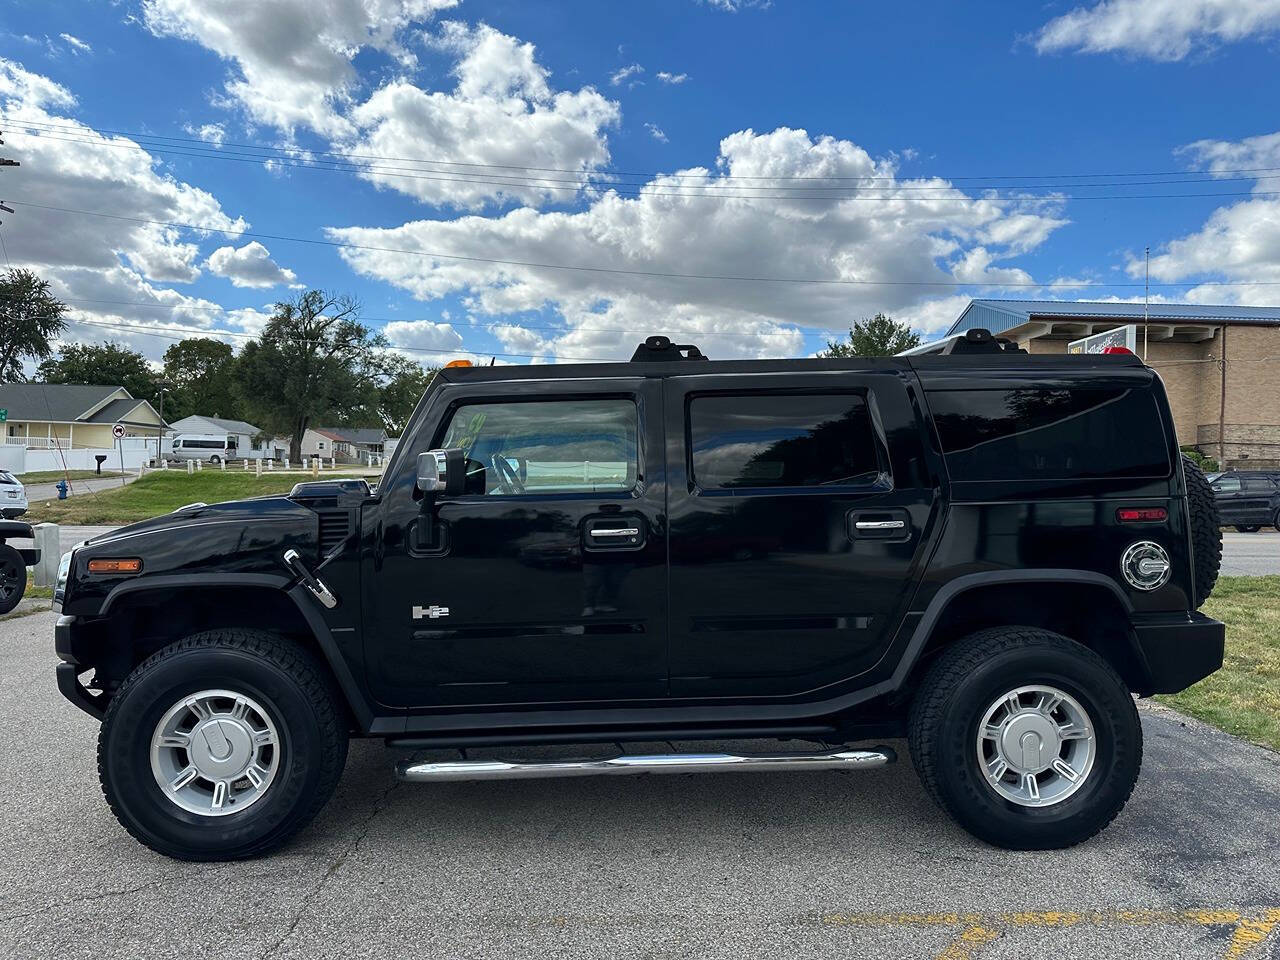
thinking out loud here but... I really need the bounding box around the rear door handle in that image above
[848,509,912,542]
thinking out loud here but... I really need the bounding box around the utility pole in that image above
[1143,245,1149,361]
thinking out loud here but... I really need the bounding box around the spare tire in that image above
[1182,454,1221,608]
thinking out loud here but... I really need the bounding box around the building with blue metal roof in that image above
[939,299,1280,470]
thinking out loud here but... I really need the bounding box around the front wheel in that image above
[0,543,26,614]
[908,627,1141,849]
[1235,525,1261,533]
[98,630,348,860]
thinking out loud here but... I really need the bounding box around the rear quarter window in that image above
[928,387,1170,482]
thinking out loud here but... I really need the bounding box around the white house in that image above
[167,415,269,460]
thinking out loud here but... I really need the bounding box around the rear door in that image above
[663,368,941,699]
[364,378,668,708]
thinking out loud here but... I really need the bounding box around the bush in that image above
[1180,445,1221,474]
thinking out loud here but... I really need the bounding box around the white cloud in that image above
[327,127,1066,360]
[1034,0,1280,60]
[0,57,258,361]
[1127,130,1280,304]
[655,71,688,84]
[699,0,771,11]
[609,63,643,86]
[206,241,301,288]
[382,318,465,355]
[342,22,619,208]
[183,121,227,146]
[1177,130,1280,176]
[645,122,668,143]
[141,0,460,136]
[59,33,92,55]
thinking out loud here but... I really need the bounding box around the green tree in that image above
[819,313,920,357]
[0,268,67,382]
[232,290,389,461]
[161,338,239,421]
[38,342,160,402]
[374,354,436,434]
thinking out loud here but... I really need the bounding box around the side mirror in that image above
[416,448,466,497]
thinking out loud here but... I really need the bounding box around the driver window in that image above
[439,398,638,496]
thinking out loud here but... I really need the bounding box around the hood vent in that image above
[317,510,351,554]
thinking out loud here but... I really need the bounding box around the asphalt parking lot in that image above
[1220,530,1280,576]
[3,611,1280,959]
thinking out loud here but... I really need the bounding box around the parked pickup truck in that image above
[53,330,1224,861]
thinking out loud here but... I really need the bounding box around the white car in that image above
[0,471,27,519]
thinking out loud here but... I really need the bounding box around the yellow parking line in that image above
[1225,909,1280,960]
[935,925,999,960]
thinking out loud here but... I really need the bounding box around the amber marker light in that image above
[87,558,143,574]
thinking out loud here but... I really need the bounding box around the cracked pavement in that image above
[4,609,1280,959]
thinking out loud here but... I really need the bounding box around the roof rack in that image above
[897,327,1027,356]
[630,335,709,362]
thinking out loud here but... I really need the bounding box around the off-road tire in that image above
[908,627,1141,850]
[1182,454,1221,607]
[98,629,348,861]
[0,543,26,615]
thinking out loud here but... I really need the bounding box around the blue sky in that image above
[2,0,1280,365]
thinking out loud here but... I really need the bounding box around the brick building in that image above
[942,300,1280,470]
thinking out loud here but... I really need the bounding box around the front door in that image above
[664,370,940,700]
[365,380,668,708]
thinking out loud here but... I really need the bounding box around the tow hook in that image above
[282,549,338,609]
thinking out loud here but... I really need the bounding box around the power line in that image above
[13,125,1280,198]
[61,315,620,362]
[8,114,1280,183]
[10,199,1280,289]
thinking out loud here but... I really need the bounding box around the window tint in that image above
[1244,478,1275,493]
[440,399,637,496]
[1213,477,1242,493]
[928,388,1170,482]
[689,394,880,489]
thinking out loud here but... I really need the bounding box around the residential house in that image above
[0,383,168,473]
[167,415,269,460]
[276,426,390,463]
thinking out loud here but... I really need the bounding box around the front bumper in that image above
[1132,611,1225,694]
[55,615,107,720]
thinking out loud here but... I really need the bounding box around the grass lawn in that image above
[16,470,132,483]
[24,573,52,600]
[23,471,360,525]
[1159,576,1280,751]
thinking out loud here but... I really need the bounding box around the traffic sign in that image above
[112,423,127,440]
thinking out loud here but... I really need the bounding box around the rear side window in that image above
[929,388,1170,482]
[689,393,880,489]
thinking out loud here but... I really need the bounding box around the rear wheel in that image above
[908,627,1141,849]
[98,629,348,860]
[0,544,26,615]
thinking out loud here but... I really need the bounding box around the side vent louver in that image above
[317,510,350,554]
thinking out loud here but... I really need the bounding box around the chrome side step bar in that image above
[396,746,896,783]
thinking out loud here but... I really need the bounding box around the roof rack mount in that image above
[630,336,709,362]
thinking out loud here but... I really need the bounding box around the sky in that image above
[2,0,1280,367]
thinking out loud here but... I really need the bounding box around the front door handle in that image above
[583,516,646,551]
[854,519,905,532]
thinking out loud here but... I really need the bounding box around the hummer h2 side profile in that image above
[53,331,1225,861]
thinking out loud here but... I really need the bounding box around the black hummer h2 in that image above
[53,331,1225,861]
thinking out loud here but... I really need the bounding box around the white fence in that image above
[0,444,152,474]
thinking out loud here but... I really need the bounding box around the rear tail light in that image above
[1103,346,1133,355]
[1117,507,1167,523]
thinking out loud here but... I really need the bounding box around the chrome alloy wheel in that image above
[975,685,1096,808]
[150,689,281,817]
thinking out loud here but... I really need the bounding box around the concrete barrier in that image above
[32,523,60,587]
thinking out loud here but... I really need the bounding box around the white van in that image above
[170,434,236,463]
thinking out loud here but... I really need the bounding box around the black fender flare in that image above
[883,568,1145,695]
[99,574,376,732]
